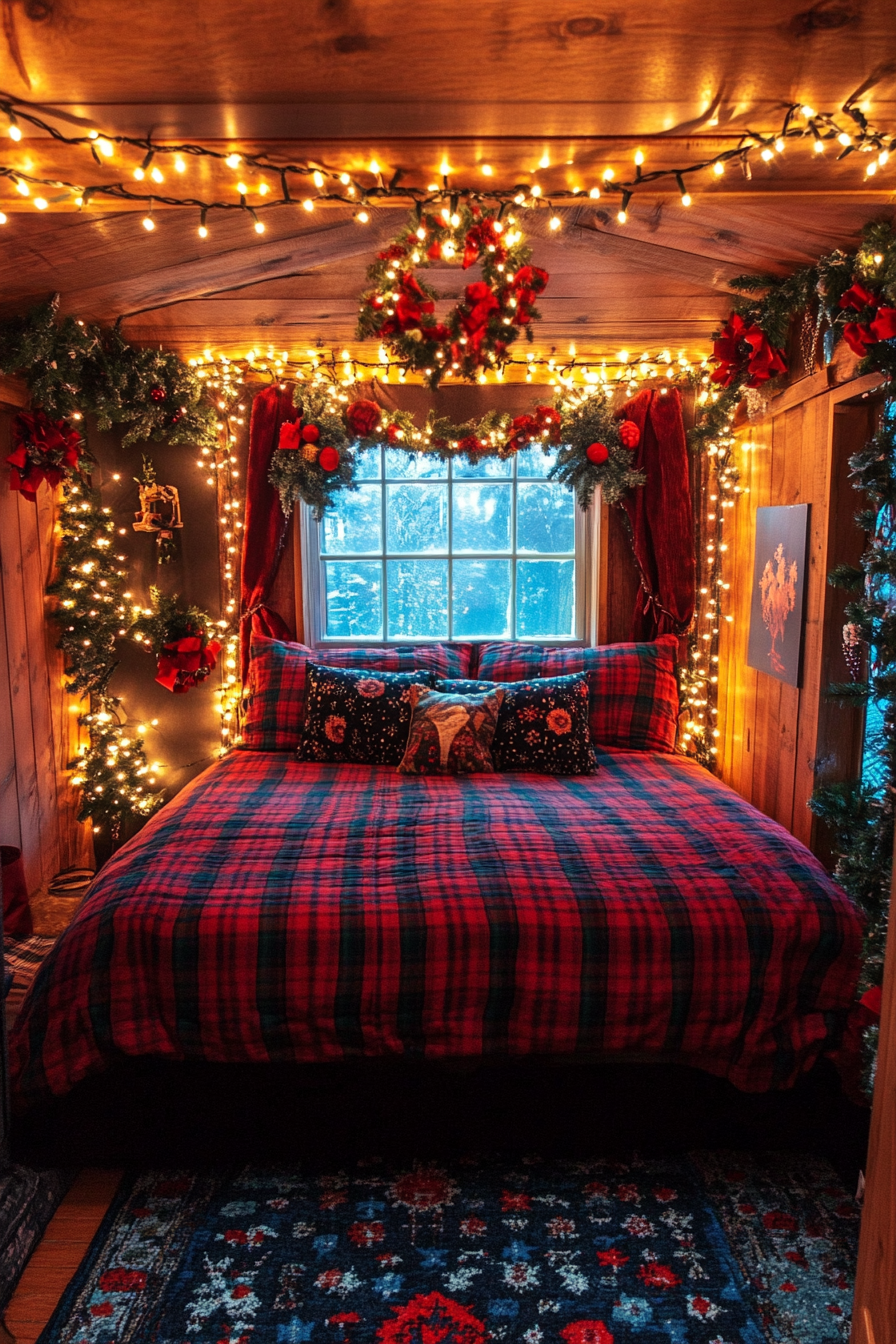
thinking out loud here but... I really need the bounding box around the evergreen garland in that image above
[0,295,217,448]
[549,393,645,508]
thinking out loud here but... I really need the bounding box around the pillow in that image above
[298,663,438,766]
[242,637,473,752]
[439,673,595,775]
[398,685,505,775]
[476,635,681,753]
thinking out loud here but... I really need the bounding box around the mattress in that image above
[9,747,863,1106]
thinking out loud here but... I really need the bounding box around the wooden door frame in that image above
[851,828,896,1340]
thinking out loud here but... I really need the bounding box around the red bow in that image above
[156,634,221,693]
[7,410,82,502]
[837,281,896,356]
[462,219,505,269]
[710,312,787,389]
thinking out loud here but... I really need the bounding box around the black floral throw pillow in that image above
[299,663,438,766]
[438,673,596,775]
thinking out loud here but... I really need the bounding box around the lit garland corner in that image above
[0,295,218,448]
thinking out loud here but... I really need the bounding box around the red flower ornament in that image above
[710,312,787,389]
[346,399,382,438]
[155,630,221,694]
[278,422,302,451]
[619,420,640,449]
[7,409,82,502]
[838,281,896,356]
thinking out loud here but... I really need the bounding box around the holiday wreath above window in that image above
[357,206,549,388]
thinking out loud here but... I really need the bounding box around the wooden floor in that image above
[3,1170,121,1344]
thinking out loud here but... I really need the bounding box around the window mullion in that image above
[380,449,388,641]
[447,460,454,640]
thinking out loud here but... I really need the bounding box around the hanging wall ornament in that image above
[357,205,548,388]
[6,408,83,501]
[132,455,183,563]
[268,386,354,519]
[129,587,221,694]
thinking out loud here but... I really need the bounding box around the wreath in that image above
[129,587,221,694]
[7,408,83,501]
[357,205,548,388]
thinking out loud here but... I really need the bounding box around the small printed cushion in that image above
[476,634,681,753]
[440,674,594,775]
[397,685,505,776]
[298,663,439,766]
[242,638,473,752]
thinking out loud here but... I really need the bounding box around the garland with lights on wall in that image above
[0,91,893,236]
[0,303,235,840]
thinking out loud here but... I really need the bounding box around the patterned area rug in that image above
[38,1153,858,1344]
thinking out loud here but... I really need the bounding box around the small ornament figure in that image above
[132,456,183,564]
[302,441,321,464]
[843,622,865,681]
[149,385,166,403]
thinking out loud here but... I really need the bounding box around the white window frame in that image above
[300,467,602,648]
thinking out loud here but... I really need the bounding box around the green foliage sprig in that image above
[0,295,217,448]
[129,586,217,656]
[549,394,646,509]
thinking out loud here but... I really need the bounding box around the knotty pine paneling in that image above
[0,406,93,899]
[717,374,878,858]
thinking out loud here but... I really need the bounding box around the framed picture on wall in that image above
[747,504,810,687]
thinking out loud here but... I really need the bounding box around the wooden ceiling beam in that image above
[54,210,398,322]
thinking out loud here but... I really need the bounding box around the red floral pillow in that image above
[242,638,474,752]
[476,635,681,753]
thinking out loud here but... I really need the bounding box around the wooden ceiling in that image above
[2,0,896,373]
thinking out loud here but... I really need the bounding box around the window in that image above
[305,443,586,643]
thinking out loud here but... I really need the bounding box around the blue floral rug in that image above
[38,1153,858,1344]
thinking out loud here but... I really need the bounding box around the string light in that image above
[2,94,890,229]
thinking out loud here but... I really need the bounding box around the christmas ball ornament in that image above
[169,410,183,425]
[619,420,640,449]
[302,441,320,464]
[149,385,165,403]
[586,441,609,465]
[318,445,340,473]
[301,424,320,444]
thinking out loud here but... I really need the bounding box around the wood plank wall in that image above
[718,370,882,857]
[0,395,93,899]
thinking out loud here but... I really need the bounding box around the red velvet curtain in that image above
[617,388,696,640]
[239,385,299,681]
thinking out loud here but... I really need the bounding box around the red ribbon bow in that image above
[7,410,82,502]
[838,282,896,356]
[156,634,221,693]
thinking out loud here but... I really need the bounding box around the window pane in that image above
[452,559,512,638]
[385,449,447,480]
[452,482,512,554]
[517,481,575,554]
[354,447,381,480]
[387,560,448,639]
[321,485,382,555]
[386,483,448,553]
[517,559,575,638]
[517,445,560,478]
[324,561,383,639]
[453,455,513,479]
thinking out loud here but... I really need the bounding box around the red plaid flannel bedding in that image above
[9,748,862,1106]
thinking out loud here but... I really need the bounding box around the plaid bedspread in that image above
[9,749,862,1106]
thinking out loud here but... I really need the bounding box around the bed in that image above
[9,740,862,1110]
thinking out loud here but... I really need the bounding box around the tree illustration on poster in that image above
[747,505,809,688]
